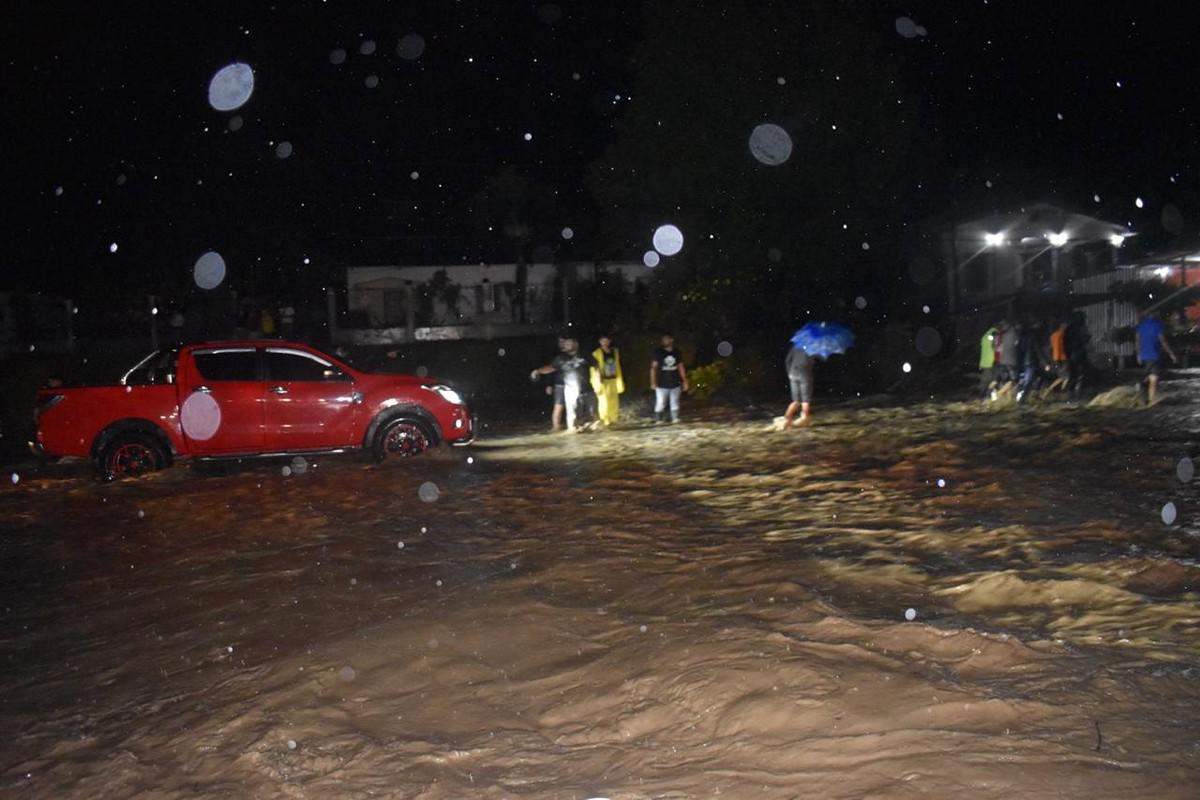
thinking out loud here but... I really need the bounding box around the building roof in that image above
[957,203,1131,248]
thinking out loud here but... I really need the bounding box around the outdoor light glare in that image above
[984,232,1005,246]
[1110,234,1126,247]
[1048,231,1069,247]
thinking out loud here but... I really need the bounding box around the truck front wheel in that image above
[374,417,433,461]
[98,433,168,480]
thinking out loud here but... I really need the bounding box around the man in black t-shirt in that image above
[649,333,689,423]
[531,335,595,430]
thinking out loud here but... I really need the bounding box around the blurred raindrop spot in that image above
[415,365,429,377]
[208,63,254,111]
[907,256,936,285]
[861,242,870,251]
[397,33,426,60]
[359,39,376,55]
[639,624,648,633]
[652,224,684,256]
[1135,197,1144,209]
[538,3,563,24]
[330,48,347,65]
[643,250,660,268]
[902,362,912,374]
[748,123,793,166]
[523,132,533,141]
[287,740,297,751]
[1162,502,1178,525]
[275,141,293,159]
[116,173,127,186]
[420,526,428,533]
[181,391,222,440]
[1177,457,1194,483]
[397,541,405,549]
[1162,203,1184,236]
[717,341,734,357]
[109,242,119,253]
[338,666,356,682]
[410,170,419,180]
[904,607,917,621]
[364,74,380,88]
[137,509,145,519]
[767,247,783,263]
[854,296,867,310]
[291,456,308,475]
[194,251,227,290]
[936,478,946,488]
[561,227,574,240]
[895,17,923,38]
[435,579,443,587]
[497,347,506,356]
[228,115,244,131]
[418,481,440,502]
[11,473,19,485]
[915,326,943,357]
[54,186,64,196]
[281,466,292,477]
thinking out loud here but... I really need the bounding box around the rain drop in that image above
[1093,194,1101,203]
[497,347,506,356]
[1135,197,1144,209]
[54,185,64,196]
[338,666,356,682]
[207,63,255,111]
[717,341,734,357]
[137,509,145,519]
[1161,502,1177,525]
[290,456,308,475]
[281,466,292,477]
[397,33,426,60]
[364,74,380,88]
[643,250,660,268]
[936,478,946,488]
[228,115,244,132]
[435,579,443,587]
[410,170,419,180]
[561,227,574,240]
[194,251,227,290]
[287,740,297,751]
[415,365,429,377]
[420,526,427,533]
[748,123,793,166]
[904,607,917,621]
[109,242,119,253]
[914,326,943,357]
[895,17,921,38]
[639,625,648,633]
[466,456,475,464]
[861,242,870,251]
[275,141,293,159]
[767,247,783,263]
[359,39,376,55]
[854,296,867,310]
[397,541,405,549]
[10,473,19,485]
[1177,457,1194,483]
[922,305,931,314]
[523,132,533,141]
[418,481,440,502]
[776,76,786,85]
[181,391,222,440]
[902,362,912,373]
[329,48,347,65]
[652,224,684,256]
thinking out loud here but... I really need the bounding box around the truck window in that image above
[265,349,351,382]
[123,348,180,385]
[193,349,259,382]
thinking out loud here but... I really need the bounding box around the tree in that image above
[587,2,929,332]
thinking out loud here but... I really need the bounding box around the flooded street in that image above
[3,386,1200,799]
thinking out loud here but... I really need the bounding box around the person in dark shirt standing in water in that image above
[782,342,813,428]
[1135,309,1176,406]
[649,333,688,423]
[531,334,595,430]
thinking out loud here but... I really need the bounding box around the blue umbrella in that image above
[790,321,855,359]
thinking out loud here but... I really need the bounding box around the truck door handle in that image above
[193,385,212,394]
[269,385,289,395]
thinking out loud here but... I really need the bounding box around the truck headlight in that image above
[422,384,464,405]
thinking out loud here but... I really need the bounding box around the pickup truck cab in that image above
[33,341,473,479]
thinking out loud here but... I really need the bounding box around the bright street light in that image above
[1110,233,1126,247]
[984,232,1005,247]
[1047,231,1069,247]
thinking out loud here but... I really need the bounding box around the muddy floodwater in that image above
[3,389,1200,798]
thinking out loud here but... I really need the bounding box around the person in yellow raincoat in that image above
[589,334,625,426]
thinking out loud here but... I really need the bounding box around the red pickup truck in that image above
[32,341,474,479]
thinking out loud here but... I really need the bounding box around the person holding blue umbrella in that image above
[781,321,854,429]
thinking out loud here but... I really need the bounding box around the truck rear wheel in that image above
[98,433,168,480]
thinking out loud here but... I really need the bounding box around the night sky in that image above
[4,1,1198,305]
